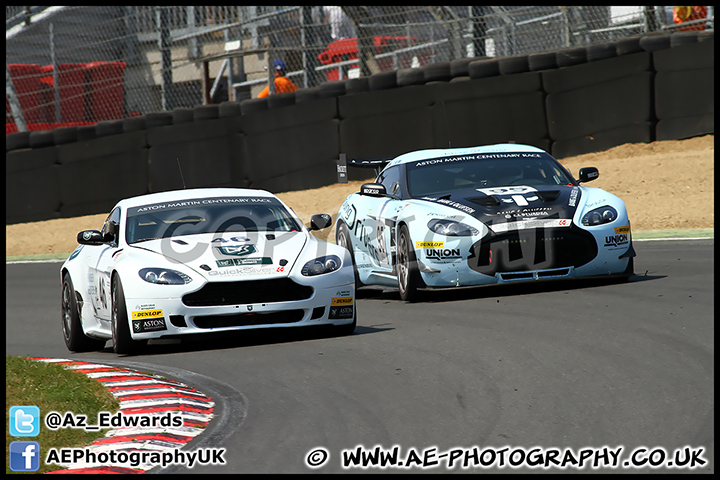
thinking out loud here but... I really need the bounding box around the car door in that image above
[89,207,122,321]
[365,166,402,273]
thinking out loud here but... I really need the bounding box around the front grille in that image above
[193,310,305,328]
[469,226,597,275]
[499,268,572,282]
[183,278,314,307]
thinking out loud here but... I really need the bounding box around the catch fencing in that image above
[6,6,714,132]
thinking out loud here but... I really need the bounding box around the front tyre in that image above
[111,276,144,355]
[335,306,357,336]
[336,221,361,286]
[61,273,106,352]
[397,225,422,302]
[616,257,635,283]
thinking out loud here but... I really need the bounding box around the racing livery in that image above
[61,188,355,354]
[335,144,635,301]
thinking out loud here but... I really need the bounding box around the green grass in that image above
[5,356,120,474]
[631,228,714,239]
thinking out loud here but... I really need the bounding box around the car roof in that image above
[116,188,277,209]
[386,143,546,168]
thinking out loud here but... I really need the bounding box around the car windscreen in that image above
[405,151,575,197]
[125,196,302,244]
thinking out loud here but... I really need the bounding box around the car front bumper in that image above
[125,278,355,340]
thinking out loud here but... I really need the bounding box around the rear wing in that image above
[337,153,394,183]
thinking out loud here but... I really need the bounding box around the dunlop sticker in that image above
[132,309,163,319]
[416,241,444,249]
[331,297,354,305]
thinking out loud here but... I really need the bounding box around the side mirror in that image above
[578,167,599,183]
[309,214,333,231]
[360,183,387,197]
[77,230,105,245]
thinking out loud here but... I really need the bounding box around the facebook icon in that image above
[9,441,41,472]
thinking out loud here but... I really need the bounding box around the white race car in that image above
[61,188,356,354]
[336,144,635,301]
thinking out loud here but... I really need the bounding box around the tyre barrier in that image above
[193,104,219,120]
[498,54,530,75]
[267,91,296,109]
[95,120,124,138]
[239,97,268,114]
[345,77,370,95]
[586,42,617,62]
[367,70,397,90]
[528,51,558,72]
[556,46,587,67]
[396,67,425,87]
[52,126,79,145]
[468,58,500,79]
[653,39,714,141]
[5,34,714,224]
[57,130,149,217]
[449,57,480,78]
[6,147,61,223]
[433,72,549,151]
[172,107,194,124]
[422,61,452,83]
[319,80,346,98]
[543,50,654,158]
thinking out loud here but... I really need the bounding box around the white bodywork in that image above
[61,188,355,349]
[336,144,634,294]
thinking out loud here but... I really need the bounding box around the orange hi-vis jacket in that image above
[672,6,708,31]
[257,76,299,98]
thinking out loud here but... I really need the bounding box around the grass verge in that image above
[5,356,120,474]
[632,228,714,239]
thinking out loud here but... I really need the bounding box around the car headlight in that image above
[581,206,618,226]
[428,219,479,236]
[301,255,341,276]
[139,268,192,285]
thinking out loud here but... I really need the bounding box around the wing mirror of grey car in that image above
[578,167,599,183]
[309,214,333,231]
[360,183,387,197]
[77,230,106,245]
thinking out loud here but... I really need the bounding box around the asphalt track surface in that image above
[6,239,714,473]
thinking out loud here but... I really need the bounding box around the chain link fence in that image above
[6,6,714,132]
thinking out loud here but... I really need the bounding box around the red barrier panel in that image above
[38,64,88,123]
[86,61,126,121]
[6,64,45,123]
[58,63,88,122]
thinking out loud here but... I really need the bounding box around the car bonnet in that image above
[415,185,582,232]
[129,231,308,280]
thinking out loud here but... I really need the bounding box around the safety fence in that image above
[6,33,713,225]
[6,6,714,132]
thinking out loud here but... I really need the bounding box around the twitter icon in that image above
[9,406,40,437]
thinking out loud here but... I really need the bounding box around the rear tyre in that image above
[61,273,106,352]
[111,277,144,355]
[396,225,422,302]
